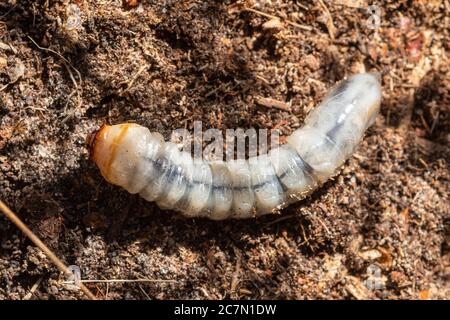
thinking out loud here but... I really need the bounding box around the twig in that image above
[27,36,83,122]
[0,72,23,92]
[419,112,432,134]
[255,96,291,111]
[138,285,152,300]
[61,89,82,124]
[264,214,296,227]
[243,7,312,31]
[0,199,97,300]
[316,216,331,236]
[23,276,44,300]
[0,83,9,92]
[230,247,242,293]
[0,5,16,19]
[317,0,336,39]
[300,223,313,252]
[62,279,177,284]
[430,110,440,134]
[27,36,82,86]
[119,65,147,96]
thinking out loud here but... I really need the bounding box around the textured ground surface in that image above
[0,0,448,299]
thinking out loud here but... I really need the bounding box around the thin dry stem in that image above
[0,199,97,300]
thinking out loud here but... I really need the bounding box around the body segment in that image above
[89,73,381,219]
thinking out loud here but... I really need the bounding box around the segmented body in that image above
[89,73,381,220]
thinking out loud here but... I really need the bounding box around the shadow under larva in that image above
[87,73,381,220]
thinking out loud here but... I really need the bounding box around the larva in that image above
[88,73,381,220]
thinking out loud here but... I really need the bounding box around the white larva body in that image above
[89,73,381,220]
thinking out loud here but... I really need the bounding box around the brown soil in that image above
[0,0,448,300]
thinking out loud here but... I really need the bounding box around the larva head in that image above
[88,123,151,189]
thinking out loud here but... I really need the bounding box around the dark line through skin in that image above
[94,75,380,218]
[325,120,344,143]
[139,143,322,195]
[135,78,353,200]
[137,110,349,196]
[142,155,279,192]
[133,104,345,202]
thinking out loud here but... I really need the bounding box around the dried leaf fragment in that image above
[125,0,139,7]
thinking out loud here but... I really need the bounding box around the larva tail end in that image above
[369,71,382,82]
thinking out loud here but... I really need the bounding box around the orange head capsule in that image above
[87,123,135,185]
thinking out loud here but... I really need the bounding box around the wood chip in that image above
[255,96,291,111]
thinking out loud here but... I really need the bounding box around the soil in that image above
[0,0,448,300]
